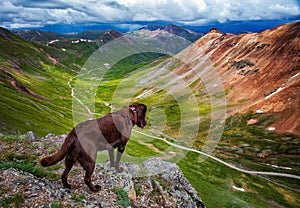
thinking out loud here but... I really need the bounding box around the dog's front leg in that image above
[108,149,115,168]
[115,151,123,173]
[115,142,127,173]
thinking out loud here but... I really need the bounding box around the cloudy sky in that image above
[0,0,299,31]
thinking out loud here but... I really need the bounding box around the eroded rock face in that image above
[0,133,205,208]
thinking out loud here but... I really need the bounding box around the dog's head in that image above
[130,103,147,129]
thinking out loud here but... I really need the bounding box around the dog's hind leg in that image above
[79,152,100,192]
[62,153,75,189]
[83,161,101,192]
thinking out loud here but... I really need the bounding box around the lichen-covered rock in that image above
[142,157,206,208]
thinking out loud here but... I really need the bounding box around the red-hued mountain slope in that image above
[178,21,300,135]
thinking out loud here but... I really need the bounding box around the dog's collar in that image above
[129,107,138,126]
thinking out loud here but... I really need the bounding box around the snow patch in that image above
[267,127,276,131]
[232,186,246,192]
[265,72,300,100]
[247,118,259,125]
[103,63,110,68]
[265,86,284,99]
[48,39,59,44]
[47,39,59,46]
[256,109,264,114]
[71,39,92,44]
[267,164,292,170]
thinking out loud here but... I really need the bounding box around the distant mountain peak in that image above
[139,24,162,31]
[138,24,204,42]
[102,29,123,37]
[141,24,195,33]
[208,28,223,34]
[164,24,182,30]
[96,29,123,44]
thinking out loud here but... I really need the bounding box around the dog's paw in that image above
[62,181,71,189]
[94,185,101,191]
[115,166,124,173]
[90,184,101,192]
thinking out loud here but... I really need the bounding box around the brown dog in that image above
[40,103,147,192]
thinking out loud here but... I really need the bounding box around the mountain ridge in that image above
[178,21,300,135]
[139,23,204,42]
[12,29,123,45]
[12,24,204,45]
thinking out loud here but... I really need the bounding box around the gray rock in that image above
[123,162,140,177]
[27,131,39,140]
[142,157,177,174]
[45,133,55,139]
[142,157,206,208]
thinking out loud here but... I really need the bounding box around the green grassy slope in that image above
[0,27,166,136]
[0,28,99,136]
[178,151,300,208]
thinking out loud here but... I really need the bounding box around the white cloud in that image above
[269,3,300,16]
[8,23,44,29]
[0,0,299,29]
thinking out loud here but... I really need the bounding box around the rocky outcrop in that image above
[0,133,205,208]
[143,158,205,208]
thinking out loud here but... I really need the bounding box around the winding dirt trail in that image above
[67,70,99,116]
[133,129,300,180]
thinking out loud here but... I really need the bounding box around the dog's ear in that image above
[129,102,139,109]
[130,103,147,114]
[139,104,147,114]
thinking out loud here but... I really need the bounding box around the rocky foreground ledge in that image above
[0,132,205,208]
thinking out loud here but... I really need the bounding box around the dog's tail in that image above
[40,130,76,167]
